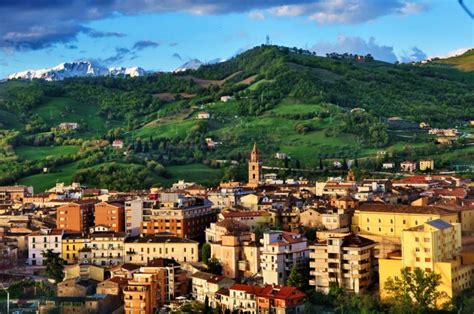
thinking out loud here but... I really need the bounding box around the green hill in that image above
[1,45,473,189]
[431,49,474,71]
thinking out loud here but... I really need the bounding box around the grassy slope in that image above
[18,161,81,192]
[432,49,474,71]
[15,145,80,161]
[32,97,117,136]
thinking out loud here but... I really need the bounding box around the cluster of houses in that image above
[419,122,460,145]
[0,144,474,313]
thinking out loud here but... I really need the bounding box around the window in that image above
[415,237,419,242]
[424,248,430,253]
[403,220,406,224]
[424,238,430,243]
[425,258,431,262]
[416,257,420,262]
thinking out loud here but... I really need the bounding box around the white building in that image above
[260,231,309,285]
[125,198,156,236]
[27,229,63,266]
[220,96,233,102]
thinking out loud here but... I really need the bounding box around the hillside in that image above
[0,45,473,191]
[431,49,474,71]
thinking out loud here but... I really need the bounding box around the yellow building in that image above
[352,203,458,238]
[379,219,474,305]
[419,159,434,171]
[352,203,458,257]
[61,233,88,265]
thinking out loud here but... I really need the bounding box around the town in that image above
[0,144,472,313]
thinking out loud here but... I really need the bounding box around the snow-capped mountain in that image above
[173,59,204,73]
[7,61,146,81]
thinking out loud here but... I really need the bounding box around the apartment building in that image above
[260,231,309,285]
[125,198,158,237]
[379,219,474,305]
[56,200,98,233]
[85,232,126,266]
[351,203,458,257]
[61,233,88,265]
[309,233,376,294]
[141,193,218,239]
[123,258,188,313]
[124,233,198,264]
[94,200,125,232]
[27,228,63,266]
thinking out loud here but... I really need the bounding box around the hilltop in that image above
[0,45,473,191]
[430,49,474,71]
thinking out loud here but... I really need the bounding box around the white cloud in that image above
[398,1,427,15]
[312,35,398,62]
[400,46,428,63]
[249,11,265,20]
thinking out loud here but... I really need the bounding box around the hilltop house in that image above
[400,161,417,172]
[197,112,210,119]
[112,140,124,149]
[58,122,79,130]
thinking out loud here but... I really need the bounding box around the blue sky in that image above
[0,0,472,77]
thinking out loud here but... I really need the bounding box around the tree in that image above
[319,157,324,170]
[286,265,305,290]
[42,249,65,283]
[207,257,223,275]
[202,243,211,264]
[203,295,212,314]
[384,267,449,311]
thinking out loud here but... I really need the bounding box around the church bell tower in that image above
[248,143,262,187]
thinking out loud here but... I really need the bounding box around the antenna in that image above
[266,35,271,46]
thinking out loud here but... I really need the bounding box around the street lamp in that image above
[0,282,9,313]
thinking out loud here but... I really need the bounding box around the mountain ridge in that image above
[7,61,146,81]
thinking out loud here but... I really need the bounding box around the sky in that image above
[0,0,472,77]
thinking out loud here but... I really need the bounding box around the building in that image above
[382,162,395,170]
[123,258,189,313]
[256,284,306,314]
[27,228,63,266]
[58,122,79,130]
[56,200,98,233]
[400,161,417,172]
[210,229,260,278]
[352,203,458,257]
[220,95,233,102]
[94,200,125,232]
[197,111,210,119]
[419,159,434,171]
[125,198,156,237]
[191,271,235,305]
[260,231,309,285]
[0,185,32,205]
[219,210,271,231]
[141,193,218,239]
[112,140,124,149]
[248,143,262,187]
[62,233,88,265]
[57,277,96,297]
[86,231,126,266]
[217,283,305,314]
[309,234,376,294]
[379,220,474,305]
[124,233,198,264]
